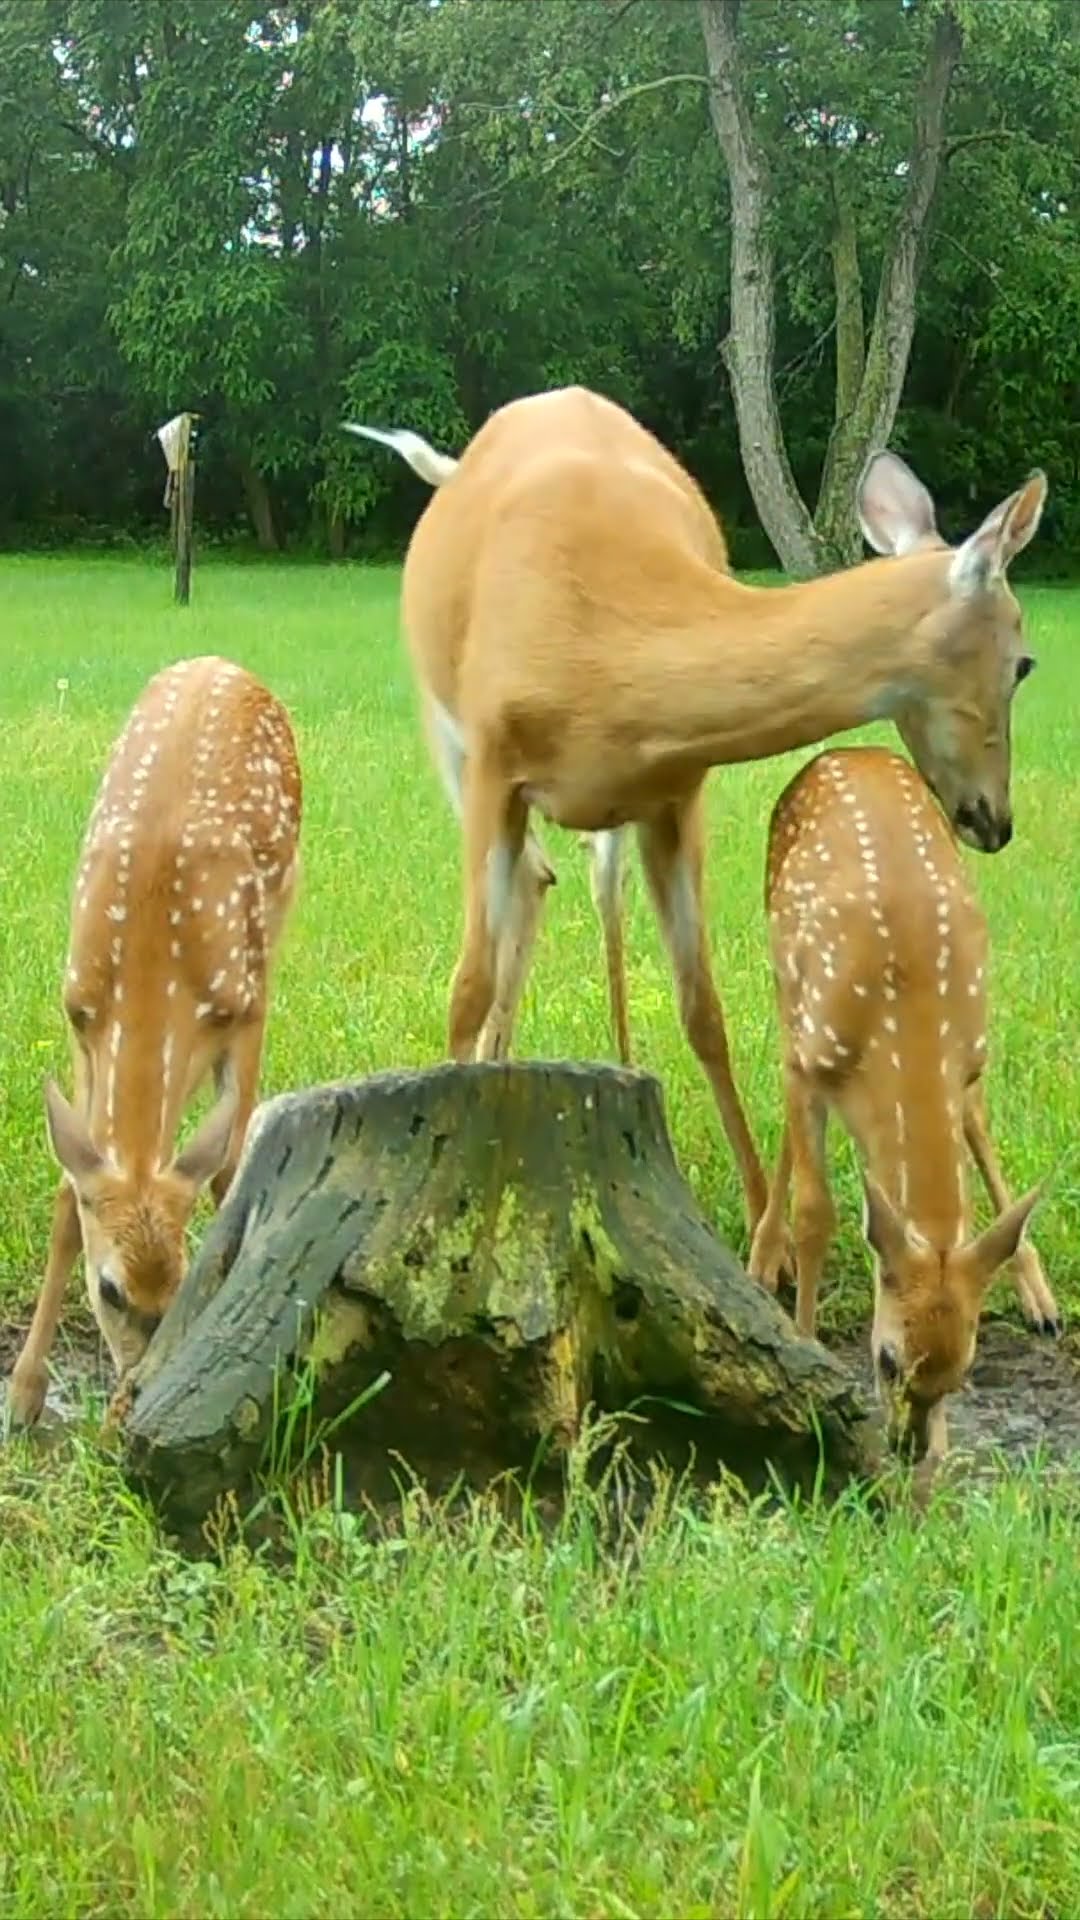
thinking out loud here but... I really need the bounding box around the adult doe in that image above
[345,384,1046,1239]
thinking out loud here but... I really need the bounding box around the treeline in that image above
[1,0,1078,572]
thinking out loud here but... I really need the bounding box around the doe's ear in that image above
[949,471,1048,598]
[856,450,940,558]
[43,1077,104,1187]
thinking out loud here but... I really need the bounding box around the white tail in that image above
[358,382,1045,1241]
[6,656,302,1427]
[342,421,459,488]
[749,745,1058,1463]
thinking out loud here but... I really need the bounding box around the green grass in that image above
[2,552,1080,1917]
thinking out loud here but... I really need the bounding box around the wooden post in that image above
[156,411,200,606]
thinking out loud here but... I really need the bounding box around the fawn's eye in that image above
[1016,655,1035,684]
[98,1273,124,1312]
[877,1345,900,1383]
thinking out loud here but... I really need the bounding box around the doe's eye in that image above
[877,1345,900,1383]
[98,1273,124,1312]
[1016,655,1036,684]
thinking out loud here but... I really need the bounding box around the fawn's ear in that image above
[863,1176,928,1277]
[170,1083,238,1188]
[949,471,1048,597]
[963,1184,1043,1289]
[43,1078,104,1187]
[857,451,940,558]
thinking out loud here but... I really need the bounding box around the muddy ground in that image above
[3,1308,1079,1482]
[827,1316,1080,1472]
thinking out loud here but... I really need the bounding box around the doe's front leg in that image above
[448,759,525,1062]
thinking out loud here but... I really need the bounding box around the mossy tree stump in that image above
[120,1063,878,1529]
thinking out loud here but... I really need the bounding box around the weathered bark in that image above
[238,461,279,552]
[814,7,963,559]
[815,165,867,567]
[120,1064,878,1534]
[699,0,829,579]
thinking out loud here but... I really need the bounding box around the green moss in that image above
[232,1395,262,1440]
[568,1184,623,1291]
[305,1295,373,1374]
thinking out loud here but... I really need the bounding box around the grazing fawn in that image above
[6,656,301,1427]
[749,745,1059,1463]
[344,384,1046,1242]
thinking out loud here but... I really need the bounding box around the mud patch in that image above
[825,1317,1080,1470]
[0,1318,109,1430]
[5,1312,1079,1491]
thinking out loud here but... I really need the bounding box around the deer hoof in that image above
[4,1364,48,1432]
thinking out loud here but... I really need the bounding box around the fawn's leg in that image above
[748,1116,794,1293]
[209,1014,269,1208]
[963,1080,1060,1334]
[786,1072,833,1339]
[637,790,768,1239]
[588,829,632,1066]
[7,1179,83,1428]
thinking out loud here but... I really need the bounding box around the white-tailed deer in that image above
[344,385,1046,1241]
[748,744,1059,1463]
[6,656,302,1428]
[344,412,733,1072]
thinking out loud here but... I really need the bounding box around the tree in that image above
[0,0,1076,563]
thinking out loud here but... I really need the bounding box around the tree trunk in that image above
[699,0,962,577]
[327,507,346,560]
[239,460,279,551]
[814,7,963,559]
[699,0,829,579]
[119,1064,878,1535]
[815,163,867,567]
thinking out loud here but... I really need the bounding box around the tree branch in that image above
[943,127,1016,164]
[540,73,709,175]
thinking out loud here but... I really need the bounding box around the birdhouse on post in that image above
[156,411,200,605]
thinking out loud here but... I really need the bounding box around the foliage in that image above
[0,0,1077,561]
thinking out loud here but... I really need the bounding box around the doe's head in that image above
[43,1078,237,1376]
[863,1176,1042,1463]
[856,451,1047,855]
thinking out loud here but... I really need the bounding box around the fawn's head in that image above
[856,452,1047,856]
[43,1078,237,1375]
[863,1177,1042,1461]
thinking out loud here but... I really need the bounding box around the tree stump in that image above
[119,1063,879,1531]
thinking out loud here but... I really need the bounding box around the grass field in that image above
[2,553,1079,1917]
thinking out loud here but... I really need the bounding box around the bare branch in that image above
[943,127,1017,164]
[549,100,622,161]
[541,72,709,175]
[776,319,837,398]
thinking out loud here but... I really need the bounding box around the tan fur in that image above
[7,656,302,1426]
[355,383,1046,1238]
[749,745,1058,1462]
